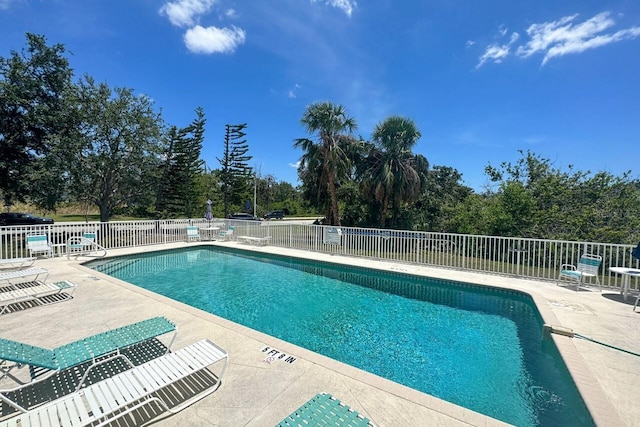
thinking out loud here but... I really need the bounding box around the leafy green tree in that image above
[486,181,535,237]
[413,165,473,232]
[27,135,74,212]
[337,180,375,226]
[0,33,74,208]
[439,193,488,235]
[218,123,252,217]
[486,151,577,238]
[70,77,163,222]
[247,174,299,217]
[295,102,357,226]
[271,181,305,216]
[269,180,298,208]
[577,171,640,243]
[361,116,429,228]
[485,150,640,243]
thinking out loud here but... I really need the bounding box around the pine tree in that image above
[156,108,206,217]
[218,123,252,217]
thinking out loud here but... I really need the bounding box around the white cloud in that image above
[476,32,519,68]
[160,0,217,28]
[288,83,302,98]
[516,14,582,58]
[289,161,301,169]
[183,25,246,54]
[545,26,640,64]
[160,0,247,55]
[477,12,640,67]
[518,12,640,65]
[310,0,357,18]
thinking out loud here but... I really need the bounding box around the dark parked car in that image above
[227,213,262,221]
[0,212,54,226]
[263,210,285,220]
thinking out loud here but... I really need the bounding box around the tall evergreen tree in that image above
[156,107,206,217]
[156,125,190,216]
[218,123,252,217]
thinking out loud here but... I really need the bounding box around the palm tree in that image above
[362,116,429,228]
[294,102,357,226]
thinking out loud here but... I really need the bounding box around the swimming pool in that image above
[87,246,593,427]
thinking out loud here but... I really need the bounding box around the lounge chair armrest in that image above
[560,264,576,271]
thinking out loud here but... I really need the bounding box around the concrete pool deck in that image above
[1,241,638,426]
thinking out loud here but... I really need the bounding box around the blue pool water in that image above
[87,247,593,427]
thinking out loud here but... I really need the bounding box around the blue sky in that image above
[2,0,639,191]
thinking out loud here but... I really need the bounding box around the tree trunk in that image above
[98,202,110,223]
[379,194,389,228]
[327,173,340,226]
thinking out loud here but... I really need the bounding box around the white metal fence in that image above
[1,219,638,292]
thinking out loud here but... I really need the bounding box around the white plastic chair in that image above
[186,226,201,242]
[557,254,602,291]
[219,225,235,241]
[25,234,53,258]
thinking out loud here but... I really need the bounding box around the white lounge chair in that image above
[557,253,602,291]
[0,267,49,286]
[0,339,227,427]
[1,317,176,411]
[25,234,53,258]
[0,257,36,270]
[238,236,272,246]
[186,226,201,242]
[0,279,76,315]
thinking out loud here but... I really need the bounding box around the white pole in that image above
[253,175,257,217]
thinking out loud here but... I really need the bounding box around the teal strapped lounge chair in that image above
[276,392,376,427]
[557,253,602,291]
[0,339,227,427]
[0,317,176,412]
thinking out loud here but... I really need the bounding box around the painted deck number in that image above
[261,346,297,364]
